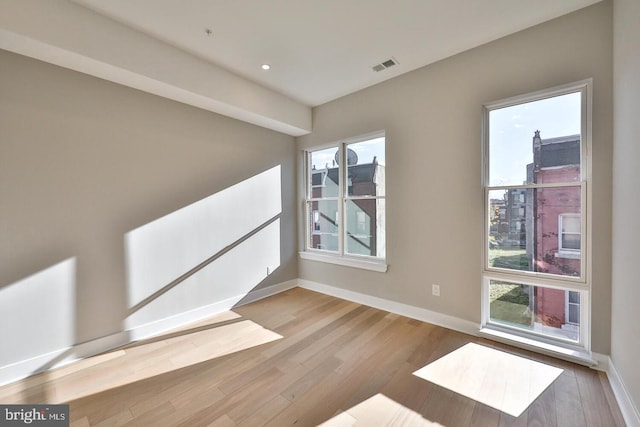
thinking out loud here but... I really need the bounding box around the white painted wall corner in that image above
[593,353,640,427]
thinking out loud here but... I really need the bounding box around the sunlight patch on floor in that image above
[1,313,282,405]
[319,393,444,426]
[55,319,282,403]
[413,342,563,417]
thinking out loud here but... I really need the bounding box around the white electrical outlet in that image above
[432,284,440,297]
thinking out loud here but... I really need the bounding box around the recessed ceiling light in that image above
[261,64,271,70]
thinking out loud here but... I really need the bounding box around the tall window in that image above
[482,81,590,351]
[303,133,386,270]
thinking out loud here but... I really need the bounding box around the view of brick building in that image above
[490,130,581,338]
[527,131,581,330]
[309,154,385,257]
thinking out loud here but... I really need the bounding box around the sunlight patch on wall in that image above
[125,165,282,308]
[125,219,280,334]
[413,342,562,417]
[0,258,76,368]
[319,393,443,426]
[123,165,282,334]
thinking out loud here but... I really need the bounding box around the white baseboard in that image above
[126,279,298,341]
[0,348,73,388]
[73,331,130,360]
[597,354,640,427]
[5,277,636,427]
[298,279,480,336]
[0,331,129,388]
[125,295,245,341]
[0,280,297,387]
[234,279,298,306]
[299,279,640,425]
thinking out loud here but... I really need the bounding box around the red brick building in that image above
[526,131,581,329]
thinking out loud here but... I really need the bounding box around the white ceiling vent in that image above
[372,57,398,72]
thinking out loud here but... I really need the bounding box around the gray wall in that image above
[298,2,613,354]
[0,49,297,366]
[612,0,640,414]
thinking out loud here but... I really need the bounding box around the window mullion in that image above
[338,144,346,256]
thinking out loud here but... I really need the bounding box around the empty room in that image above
[1,0,638,426]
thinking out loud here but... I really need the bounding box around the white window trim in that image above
[482,274,589,346]
[299,250,388,272]
[481,80,592,356]
[566,290,580,326]
[301,131,387,272]
[557,213,581,258]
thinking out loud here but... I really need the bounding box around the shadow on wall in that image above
[123,165,283,340]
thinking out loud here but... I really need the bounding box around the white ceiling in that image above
[73,0,601,107]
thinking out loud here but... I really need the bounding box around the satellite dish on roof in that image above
[334,148,358,166]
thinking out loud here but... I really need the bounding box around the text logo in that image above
[1,405,69,426]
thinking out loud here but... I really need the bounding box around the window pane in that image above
[561,215,580,233]
[346,137,385,197]
[489,280,580,342]
[488,187,581,277]
[489,92,581,187]
[310,147,339,198]
[568,303,580,324]
[488,189,530,271]
[562,234,580,250]
[345,198,385,258]
[568,290,580,304]
[307,200,339,251]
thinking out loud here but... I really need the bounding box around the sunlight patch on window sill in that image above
[413,342,563,417]
[299,251,387,272]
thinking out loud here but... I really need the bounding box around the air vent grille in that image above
[372,57,398,72]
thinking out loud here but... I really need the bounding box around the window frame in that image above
[480,80,592,355]
[566,290,580,326]
[300,131,387,273]
[558,213,581,258]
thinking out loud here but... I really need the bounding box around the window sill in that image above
[299,251,388,272]
[478,327,595,367]
[555,251,581,260]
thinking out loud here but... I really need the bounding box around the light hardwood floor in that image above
[0,287,626,426]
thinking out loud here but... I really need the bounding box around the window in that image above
[558,214,581,257]
[301,133,386,271]
[566,290,580,326]
[487,280,585,342]
[482,81,590,353]
[312,210,321,232]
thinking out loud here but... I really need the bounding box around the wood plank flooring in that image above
[0,287,626,426]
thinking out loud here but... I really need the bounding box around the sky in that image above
[310,137,385,170]
[489,92,581,187]
[308,92,579,184]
